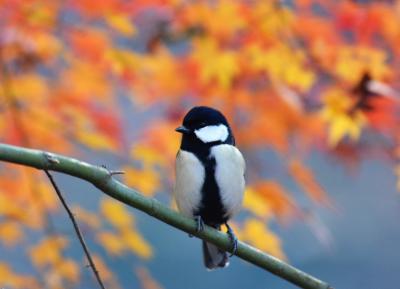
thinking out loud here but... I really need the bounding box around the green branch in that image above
[0,143,333,289]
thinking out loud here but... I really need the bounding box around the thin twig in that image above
[44,170,107,289]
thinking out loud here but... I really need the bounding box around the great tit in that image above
[174,106,245,270]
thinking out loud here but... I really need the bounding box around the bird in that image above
[174,106,245,270]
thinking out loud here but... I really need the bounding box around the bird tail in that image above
[202,241,229,270]
[202,224,229,270]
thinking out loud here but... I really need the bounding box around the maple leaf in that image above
[191,38,239,90]
[246,43,315,92]
[320,88,367,147]
[334,46,391,84]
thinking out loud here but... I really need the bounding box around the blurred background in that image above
[1,0,400,288]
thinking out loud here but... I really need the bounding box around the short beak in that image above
[175,125,191,134]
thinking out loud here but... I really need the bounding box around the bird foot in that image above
[195,215,205,232]
[225,223,238,257]
[189,215,204,238]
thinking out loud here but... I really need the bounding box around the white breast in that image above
[211,144,246,218]
[174,150,205,217]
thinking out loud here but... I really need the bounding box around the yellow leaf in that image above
[106,14,136,37]
[58,259,80,283]
[131,145,167,168]
[29,236,68,267]
[100,198,133,229]
[328,113,364,146]
[192,38,239,90]
[320,88,367,146]
[11,74,49,103]
[26,2,57,28]
[241,219,286,260]
[243,187,272,219]
[123,166,160,197]
[105,48,140,76]
[334,46,390,84]
[246,43,315,92]
[75,130,117,151]
[254,2,294,37]
[0,221,24,246]
[122,229,153,259]
[129,49,185,105]
[97,231,125,256]
[181,1,246,39]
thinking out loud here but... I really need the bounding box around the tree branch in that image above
[0,143,333,289]
[44,170,107,289]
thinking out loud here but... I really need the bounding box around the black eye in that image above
[199,122,207,127]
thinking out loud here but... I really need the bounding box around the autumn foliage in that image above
[0,0,400,288]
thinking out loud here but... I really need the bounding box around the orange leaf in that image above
[289,160,331,206]
[243,187,272,219]
[135,266,164,289]
[252,181,299,221]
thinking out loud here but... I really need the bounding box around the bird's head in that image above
[176,106,234,145]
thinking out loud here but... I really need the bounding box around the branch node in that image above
[43,152,60,165]
[149,198,158,217]
[110,170,125,176]
[100,165,124,176]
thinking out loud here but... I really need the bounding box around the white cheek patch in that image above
[194,124,229,143]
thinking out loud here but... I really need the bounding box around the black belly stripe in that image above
[180,136,230,226]
[196,156,227,226]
